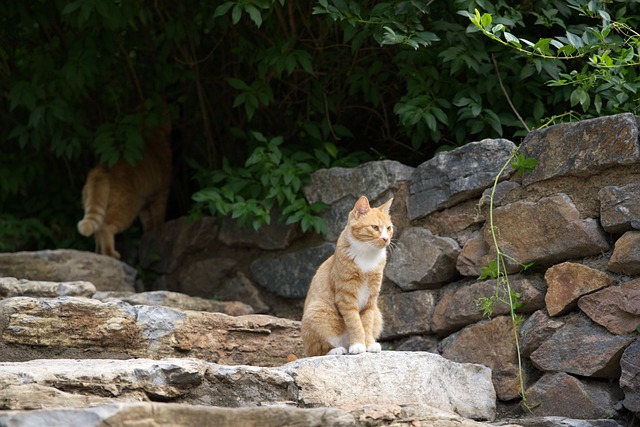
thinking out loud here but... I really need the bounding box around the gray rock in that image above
[0,403,356,427]
[379,290,436,339]
[0,277,96,298]
[578,279,640,335]
[218,214,301,250]
[282,352,496,421]
[519,310,564,358]
[0,296,302,366]
[530,312,635,378]
[524,372,624,419]
[385,227,460,290]
[607,231,640,275]
[218,272,271,314]
[521,113,640,185]
[487,194,610,265]
[456,230,489,277]
[598,183,640,233]
[620,339,640,414]
[439,316,523,401]
[250,243,334,299]
[407,138,516,220]
[177,257,237,298]
[93,290,254,316]
[544,262,614,317]
[139,216,219,274]
[431,275,546,336]
[304,160,413,241]
[0,249,135,292]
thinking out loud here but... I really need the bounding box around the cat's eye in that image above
[387,226,392,232]
[371,225,379,231]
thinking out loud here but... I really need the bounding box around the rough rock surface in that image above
[431,275,546,336]
[440,316,522,401]
[606,230,640,275]
[379,290,436,339]
[92,290,254,316]
[578,279,640,335]
[598,182,640,233]
[524,372,625,419]
[0,296,301,366]
[486,194,609,266]
[620,339,640,414]
[529,313,634,378]
[407,138,516,220]
[544,262,614,317]
[0,277,96,298]
[0,353,499,426]
[250,243,334,298]
[0,249,135,292]
[520,113,640,185]
[385,227,460,290]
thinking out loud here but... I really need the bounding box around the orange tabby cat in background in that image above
[77,119,172,259]
[301,195,393,357]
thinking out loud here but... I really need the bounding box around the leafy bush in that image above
[1,0,639,252]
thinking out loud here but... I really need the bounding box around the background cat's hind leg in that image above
[95,227,120,259]
[140,190,169,231]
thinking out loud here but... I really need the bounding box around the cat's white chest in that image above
[346,234,387,273]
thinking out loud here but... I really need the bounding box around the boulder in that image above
[250,243,334,299]
[519,310,563,358]
[0,403,356,427]
[282,352,496,421]
[0,277,96,299]
[218,214,301,250]
[379,290,436,339]
[529,312,634,378]
[620,339,640,414]
[439,316,522,401]
[176,257,237,298]
[0,296,301,366]
[598,182,640,233]
[139,216,219,274]
[544,262,614,317]
[304,160,414,241]
[431,275,546,336]
[456,231,489,277]
[0,352,499,425]
[92,290,254,316]
[524,372,625,419]
[0,249,135,292]
[607,231,640,275]
[407,138,516,220]
[486,194,609,266]
[520,113,640,185]
[385,227,460,290]
[578,279,640,335]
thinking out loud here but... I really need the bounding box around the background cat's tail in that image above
[77,169,109,236]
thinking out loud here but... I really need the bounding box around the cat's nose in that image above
[381,236,389,243]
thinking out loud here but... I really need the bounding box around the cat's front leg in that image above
[361,304,383,353]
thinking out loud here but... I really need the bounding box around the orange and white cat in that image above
[77,120,172,259]
[301,195,393,357]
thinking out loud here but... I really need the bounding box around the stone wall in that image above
[135,113,640,422]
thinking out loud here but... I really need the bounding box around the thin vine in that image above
[477,148,537,409]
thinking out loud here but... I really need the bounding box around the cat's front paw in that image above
[367,342,382,353]
[348,343,366,354]
[327,347,347,356]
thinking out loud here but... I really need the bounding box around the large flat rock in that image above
[0,296,301,366]
[0,352,497,423]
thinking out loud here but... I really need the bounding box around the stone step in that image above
[0,352,497,426]
[0,296,301,366]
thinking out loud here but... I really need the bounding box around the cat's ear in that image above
[353,196,371,218]
[378,198,393,215]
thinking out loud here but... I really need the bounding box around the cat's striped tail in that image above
[77,169,109,237]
